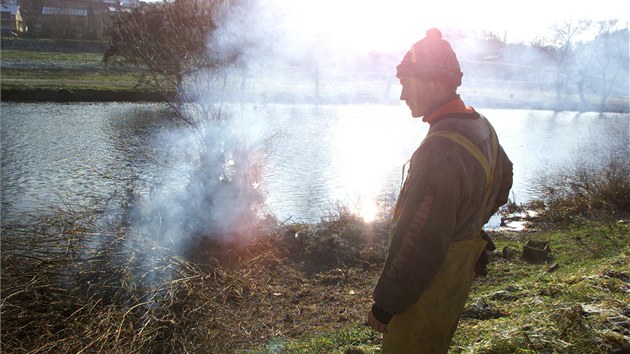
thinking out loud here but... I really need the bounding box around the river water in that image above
[1,102,628,225]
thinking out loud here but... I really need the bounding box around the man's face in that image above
[399,77,437,118]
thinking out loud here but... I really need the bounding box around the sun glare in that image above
[359,199,379,223]
[283,0,416,52]
[280,0,524,52]
[327,105,413,223]
[275,0,626,51]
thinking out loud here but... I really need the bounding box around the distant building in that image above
[38,0,111,39]
[1,1,25,36]
[120,0,141,8]
[16,0,143,40]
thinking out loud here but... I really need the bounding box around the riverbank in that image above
[0,44,170,102]
[1,203,628,353]
[4,80,629,113]
[2,40,628,112]
[0,87,167,102]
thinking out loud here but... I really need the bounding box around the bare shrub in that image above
[537,158,630,223]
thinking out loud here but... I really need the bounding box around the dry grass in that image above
[3,207,629,353]
[0,201,389,353]
[535,158,630,225]
[3,154,629,353]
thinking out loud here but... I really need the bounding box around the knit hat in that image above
[396,28,463,87]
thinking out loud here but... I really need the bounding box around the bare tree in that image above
[104,0,244,125]
[545,19,593,110]
[589,21,629,111]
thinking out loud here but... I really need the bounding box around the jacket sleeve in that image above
[372,157,460,319]
[491,145,513,213]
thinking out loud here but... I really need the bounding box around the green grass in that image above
[1,69,144,91]
[241,325,381,354]
[453,248,629,353]
[1,49,153,92]
[262,221,629,354]
[450,222,629,353]
[1,49,105,65]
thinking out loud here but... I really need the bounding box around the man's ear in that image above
[433,80,454,94]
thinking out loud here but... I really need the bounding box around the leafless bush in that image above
[537,157,630,223]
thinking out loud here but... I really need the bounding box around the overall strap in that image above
[426,128,499,225]
[396,126,499,225]
[425,131,496,191]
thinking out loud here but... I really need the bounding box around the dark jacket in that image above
[372,98,513,323]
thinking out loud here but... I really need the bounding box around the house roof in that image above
[0,4,19,15]
[42,6,87,16]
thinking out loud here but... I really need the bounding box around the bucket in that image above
[523,239,550,263]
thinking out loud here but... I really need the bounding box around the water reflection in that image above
[0,102,176,223]
[259,103,423,222]
[329,104,423,221]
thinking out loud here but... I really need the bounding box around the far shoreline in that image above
[2,87,629,114]
[2,38,628,113]
[0,88,166,103]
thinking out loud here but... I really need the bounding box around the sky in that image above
[143,0,629,54]
[271,0,629,51]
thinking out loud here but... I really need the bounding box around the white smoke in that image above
[128,1,291,249]
[128,104,277,253]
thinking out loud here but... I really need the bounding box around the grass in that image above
[248,325,381,354]
[1,69,143,90]
[535,159,630,225]
[0,49,158,94]
[262,220,630,354]
[2,197,628,353]
[1,49,106,65]
[451,222,629,354]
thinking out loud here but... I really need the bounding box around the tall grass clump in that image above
[536,148,630,224]
[2,201,183,352]
[1,196,273,353]
[280,203,390,272]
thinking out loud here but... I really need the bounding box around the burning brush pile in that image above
[0,198,390,353]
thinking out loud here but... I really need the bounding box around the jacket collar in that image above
[423,95,474,124]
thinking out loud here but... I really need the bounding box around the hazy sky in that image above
[272,0,629,51]
[145,0,629,53]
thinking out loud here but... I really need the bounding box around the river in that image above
[1,102,628,225]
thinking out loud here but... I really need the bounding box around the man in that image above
[367,28,513,353]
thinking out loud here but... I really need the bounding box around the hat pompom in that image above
[426,28,442,40]
[396,28,463,87]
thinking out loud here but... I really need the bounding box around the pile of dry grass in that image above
[1,203,389,353]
